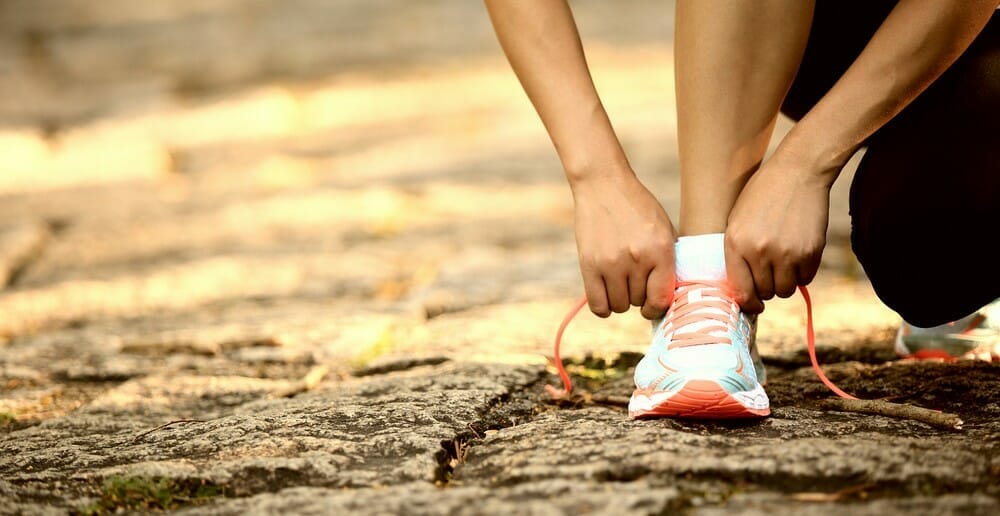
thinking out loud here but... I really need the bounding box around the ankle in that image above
[674,233,726,282]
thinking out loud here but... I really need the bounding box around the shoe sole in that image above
[894,320,998,361]
[628,379,770,419]
[895,328,980,361]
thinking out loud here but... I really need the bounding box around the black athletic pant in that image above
[780,2,1000,327]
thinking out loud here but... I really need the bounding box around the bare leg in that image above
[675,0,815,236]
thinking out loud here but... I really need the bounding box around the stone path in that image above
[1,1,998,514]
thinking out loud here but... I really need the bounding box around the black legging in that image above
[781,2,1000,327]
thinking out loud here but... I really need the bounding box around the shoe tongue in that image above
[671,234,731,337]
[675,234,727,282]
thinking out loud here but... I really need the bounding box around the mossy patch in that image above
[77,476,224,514]
[563,352,641,388]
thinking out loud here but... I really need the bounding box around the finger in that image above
[604,274,631,314]
[795,253,822,286]
[628,263,651,307]
[752,260,776,301]
[581,266,611,318]
[641,264,675,320]
[773,262,798,298]
[726,247,764,313]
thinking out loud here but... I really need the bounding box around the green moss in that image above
[0,411,15,428]
[77,476,223,514]
[565,362,625,382]
[567,352,636,382]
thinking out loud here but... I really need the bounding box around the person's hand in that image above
[571,172,677,320]
[724,150,837,313]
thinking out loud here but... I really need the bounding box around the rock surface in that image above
[1,1,997,515]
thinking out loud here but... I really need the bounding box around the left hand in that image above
[724,149,838,313]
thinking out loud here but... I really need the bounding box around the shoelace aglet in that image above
[544,383,570,400]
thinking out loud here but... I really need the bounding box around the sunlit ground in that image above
[0,45,674,193]
[0,0,898,425]
[9,5,977,514]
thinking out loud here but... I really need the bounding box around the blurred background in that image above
[0,0,890,393]
[0,0,678,193]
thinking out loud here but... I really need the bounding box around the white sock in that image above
[674,233,726,281]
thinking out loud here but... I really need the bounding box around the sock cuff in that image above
[675,233,726,281]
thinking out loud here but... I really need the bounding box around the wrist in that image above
[564,154,634,186]
[773,124,856,187]
[554,106,634,186]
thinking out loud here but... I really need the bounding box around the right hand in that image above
[570,172,677,320]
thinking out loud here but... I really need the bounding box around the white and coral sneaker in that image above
[895,299,1000,362]
[628,234,769,419]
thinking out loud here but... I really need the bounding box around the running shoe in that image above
[629,279,770,419]
[895,298,1000,361]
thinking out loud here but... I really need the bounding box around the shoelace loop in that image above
[664,280,739,349]
[545,285,859,401]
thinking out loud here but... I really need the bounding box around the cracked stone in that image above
[0,363,543,512]
[177,480,682,515]
[453,406,999,507]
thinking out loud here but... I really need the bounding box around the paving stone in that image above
[454,407,998,507]
[0,1,995,513]
[693,493,999,516]
[179,480,682,516]
[0,363,543,511]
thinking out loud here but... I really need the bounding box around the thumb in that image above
[725,239,764,313]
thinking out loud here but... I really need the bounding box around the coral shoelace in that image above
[544,284,858,401]
[663,280,736,349]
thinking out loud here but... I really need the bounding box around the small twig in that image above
[271,365,330,398]
[132,419,206,442]
[820,398,963,430]
[452,439,470,466]
[467,423,482,439]
[791,482,877,502]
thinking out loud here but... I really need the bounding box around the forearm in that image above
[779,0,997,180]
[483,0,632,186]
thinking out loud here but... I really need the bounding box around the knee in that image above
[851,219,998,327]
[849,223,927,325]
